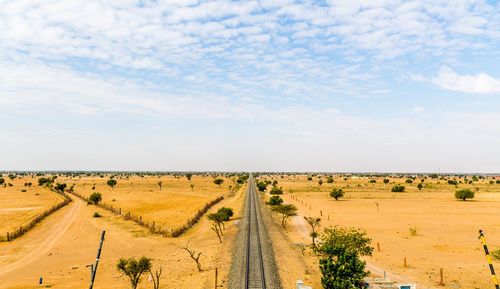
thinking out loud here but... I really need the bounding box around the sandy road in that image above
[0,195,82,277]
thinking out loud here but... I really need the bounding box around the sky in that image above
[0,0,499,173]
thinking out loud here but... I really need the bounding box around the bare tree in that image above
[148,263,163,289]
[190,183,194,191]
[181,242,202,271]
[211,223,222,244]
[157,181,162,191]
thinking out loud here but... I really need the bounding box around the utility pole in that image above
[89,230,106,289]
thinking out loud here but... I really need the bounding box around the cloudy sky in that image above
[1,0,499,172]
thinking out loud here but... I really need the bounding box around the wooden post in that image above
[119,208,121,215]
[377,242,380,252]
[152,221,155,228]
[439,268,444,285]
[320,210,322,216]
[404,257,407,267]
[7,232,9,242]
[215,267,218,289]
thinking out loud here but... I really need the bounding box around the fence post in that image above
[377,242,380,252]
[439,268,443,286]
[7,232,9,242]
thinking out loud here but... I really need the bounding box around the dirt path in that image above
[0,196,82,277]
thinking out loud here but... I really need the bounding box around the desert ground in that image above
[258,174,500,289]
[0,173,246,289]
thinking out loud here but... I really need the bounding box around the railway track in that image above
[245,176,267,289]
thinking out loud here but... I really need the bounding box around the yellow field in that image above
[0,175,65,234]
[260,174,500,289]
[56,174,235,229]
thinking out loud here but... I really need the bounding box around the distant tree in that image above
[270,187,283,195]
[417,183,423,190]
[391,185,405,192]
[157,181,162,190]
[383,179,389,184]
[497,180,500,184]
[190,183,194,191]
[271,204,298,228]
[307,177,313,181]
[405,179,413,184]
[54,183,67,193]
[429,174,438,179]
[107,179,117,188]
[89,192,102,205]
[185,173,192,181]
[213,178,224,187]
[0,178,4,185]
[116,256,152,289]
[8,174,16,180]
[327,177,334,183]
[455,189,475,201]
[267,195,283,206]
[272,180,278,186]
[24,182,32,189]
[318,180,323,186]
[38,177,54,187]
[256,181,267,192]
[369,180,376,183]
[330,188,344,200]
[447,180,458,185]
[304,216,321,247]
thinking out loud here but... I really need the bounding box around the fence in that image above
[1,188,72,242]
[67,190,225,237]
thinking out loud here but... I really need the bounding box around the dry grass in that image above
[0,176,65,236]
[259,174,500,289]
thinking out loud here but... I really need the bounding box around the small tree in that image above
[327,177,334,183]
[304,216,321,247]
[314,226,373,258]
[8,174,16,180]
[405,179,413,183]
[182,242,202,271]
[116,256,152,289]
[185,173,192,181]
[318,180,323,186]
[256,181,267,192]
[217,207,233,221]
[0,178,4,185]
[455,189,475,201]
[54,183,67,193]
[330,188,344,200]
[271,204,297,228]
[383,179,389,184]
[417,183,423,190]
[190,183,194,191]
[391,185,405,192]
[107,179,117,188]
[213,178,224,187]
[157,181,162,190]
[207,212,226,235]
[267,195,283,206]
[89,192,102,205]
[270,187,283,195]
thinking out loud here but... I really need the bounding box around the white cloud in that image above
[432,66,500,94]
[413,106,424,114]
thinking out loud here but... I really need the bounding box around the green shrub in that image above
[369,180,376,183]
[267,196,283,206]
[326,177,334,183]
[330,188,344,200]
[89,192,102,205]
[405,179,413,183]
[93,212,101,218]
[256,181,267,192]
[270,187,283,195]
[383,179,389,184]
[417,183,423,190]
[447,180,458,185]
[391,185,405,192]
[455,189,474,201]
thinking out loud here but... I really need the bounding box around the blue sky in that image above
[0,0,499,172]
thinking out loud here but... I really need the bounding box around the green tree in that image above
[314,226,373,258]
[89,192,102,205]
[271,204,298,228]
[185,173,192,181]
[319,246,369,289]
[116,256,152,289]
[447,179,458,185]
[267,195,283,206]
[327,177,334,183]
[54,183,67,193]
[270,187,283,195]
[455,189,475,201]
[217,207,233,221]
[319,180,323,186]
[405,179,413,183]
[107,179,117,188]
[417,183,423,190]
[330,188,344,200]
[383,179,389,184]
[256,181,267,192]
[8,174,16,180]
[213,178,224,187]
[391,185,405,192]
[0,178,4,185]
